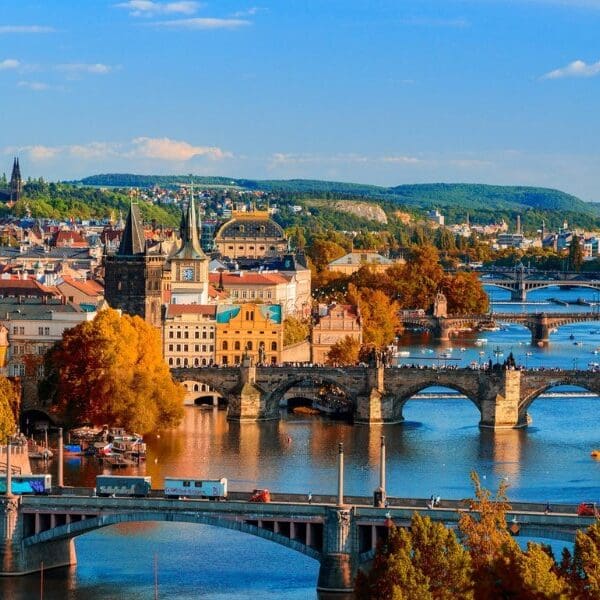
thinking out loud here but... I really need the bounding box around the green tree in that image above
[41,308,184,434]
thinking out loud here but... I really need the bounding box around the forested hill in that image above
[76,174,600,230]
[78,174,592,213]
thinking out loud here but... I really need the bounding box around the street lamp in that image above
[493,346,502,365]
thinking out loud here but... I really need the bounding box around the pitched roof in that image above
[208,272,288,286]
[118,204,145,256]
[57,276,104,297]
[166,304,217,317]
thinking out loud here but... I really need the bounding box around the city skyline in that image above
[1,1,599,199]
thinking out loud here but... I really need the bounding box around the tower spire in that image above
[117,202,145,255]
[174,182,205,260]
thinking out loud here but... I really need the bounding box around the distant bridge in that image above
[401,311,600,345]
[475,267,600,301]
[171,363,600,428]
[0,490,593,599]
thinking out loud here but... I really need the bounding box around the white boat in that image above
[460,347,466,352]
[475,338,488,346]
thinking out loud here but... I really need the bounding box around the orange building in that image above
[215,303,283,365]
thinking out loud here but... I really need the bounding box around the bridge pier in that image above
[227,357,277,422]
[511,288,527,302]
[317,507,356,600]
[479,369,528,429]
[0,497,76,575]
[432,317,452,342]
[531,314,551,346]
[355,366,402,424]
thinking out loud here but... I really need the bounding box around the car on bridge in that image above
[577,502,599,517]
[249,488,271,502]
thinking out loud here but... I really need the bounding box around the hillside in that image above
[76,174,600,231]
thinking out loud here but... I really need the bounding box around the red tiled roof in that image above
[58,276,104,297]
[0,279,57,296]
[52,231,88,248]
[208,272,288,286]
[167,304,217,316]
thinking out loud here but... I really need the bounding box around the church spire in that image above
[117,202,146,255]
[174,185,205,259]
[10,157,22,202]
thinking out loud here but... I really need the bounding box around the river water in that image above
[2,285,600,599]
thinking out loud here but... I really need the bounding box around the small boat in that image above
[526,352,533,356]
[63,444,84,456]
[574,342,582,346]
[591,450,600,459]
[103,453,134,468]
[460,347,466,352]
[475,338,488,346]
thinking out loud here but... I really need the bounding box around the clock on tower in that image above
[182,267,194,281]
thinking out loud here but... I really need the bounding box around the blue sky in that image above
[1,1,599,199]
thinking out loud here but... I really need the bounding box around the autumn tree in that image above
[306,238,347,271]
[0,377,17,440]
[355,513,473,599]
[569,235,584,272]
[441,271,489,315]
[349,285,400,348]
[41,308,184,434]
[559,520,600,598]
[326,335,361,366]
[283,316,310,346]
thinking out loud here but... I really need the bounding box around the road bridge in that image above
[171,363,600,428]
[0,490,593,599]
[401,311,600,345]
[476,267,600,301]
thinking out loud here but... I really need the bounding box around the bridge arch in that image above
[265,375,356,418]
[520,380,600,414]
[23,510,322,562]
[391,381,482,425]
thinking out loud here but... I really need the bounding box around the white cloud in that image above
[0,25,55,34]
[541,59,600,79]
[55,63,117,75]
[130,137,231,160]
[269,153,422,167]
[151,17,250,29]
[6,137,232,163]
[0,59,20,70]
[115,1,200,17]
[231,7,262,18]
[17,81,52,91]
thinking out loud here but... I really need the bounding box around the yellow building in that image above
[311,303,362,364]
[215,303,283,365]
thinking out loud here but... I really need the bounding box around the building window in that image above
[195,345,199,352]
[38,327,44,336]
[202,331,207,339]
[271,341,277,351]
[168,358,173,366]
[12,327,17,335]
[169,331,174,339]
[168,344,173,351]
[234,341,241,350]
[222,341,228,351]
[209,331,214,339]
[202,345,206,352]
[43,327,49,336]
[184,345,188,352]
[177,331,181,339]
[222,356,228,365]
[195,331,200,339]
[247,341,253,351]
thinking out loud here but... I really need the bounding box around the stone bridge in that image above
[401,312,600,345]
[477,268,600,301]
[171,363,600,429]
[0,492,593,599]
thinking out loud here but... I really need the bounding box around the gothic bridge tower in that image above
[104,203,165,327]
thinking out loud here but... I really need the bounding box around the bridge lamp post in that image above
[337,443,345,507]
[494,346,502,365]
[374,436,386,508]
[4,435,14,499]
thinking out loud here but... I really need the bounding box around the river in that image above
[1,285,599,599]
